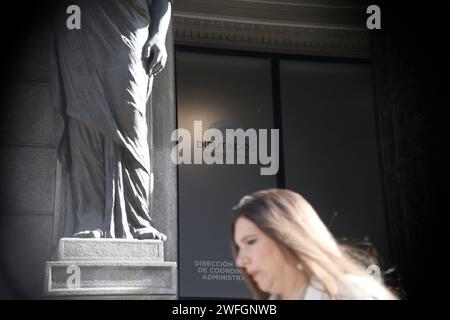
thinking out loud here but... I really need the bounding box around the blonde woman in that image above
[231,189,398,300]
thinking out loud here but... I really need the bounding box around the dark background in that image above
[1,0,449,299]
[369,1,449,298]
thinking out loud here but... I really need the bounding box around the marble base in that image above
[44,238,177,298]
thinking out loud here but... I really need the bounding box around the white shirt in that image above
[269,275,395,300]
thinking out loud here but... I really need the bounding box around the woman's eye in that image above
[247,239,257,245]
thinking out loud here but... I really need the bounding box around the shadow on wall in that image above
[0,4,55,299]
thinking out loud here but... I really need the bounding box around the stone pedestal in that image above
[44,238,177,299]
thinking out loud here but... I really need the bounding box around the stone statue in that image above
[50,0,173,240]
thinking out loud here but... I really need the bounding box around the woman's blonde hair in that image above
[230,188,397,300]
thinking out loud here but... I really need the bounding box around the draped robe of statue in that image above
[50,0,172,238]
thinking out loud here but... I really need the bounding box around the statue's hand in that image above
[143,34,168,76]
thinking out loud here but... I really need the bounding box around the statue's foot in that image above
[73,229,103,238]
[133,226,167,241]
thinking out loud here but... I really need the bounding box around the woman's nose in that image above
[236,251,250,268]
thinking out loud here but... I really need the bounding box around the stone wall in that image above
[0,21,55,298]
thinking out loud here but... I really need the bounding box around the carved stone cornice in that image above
[173,15,369,58]
[173,0,370,58]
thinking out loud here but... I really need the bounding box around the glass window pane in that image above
[280,60,389,259]
[176,51,277,298]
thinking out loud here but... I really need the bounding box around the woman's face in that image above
[234,216,295,294]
